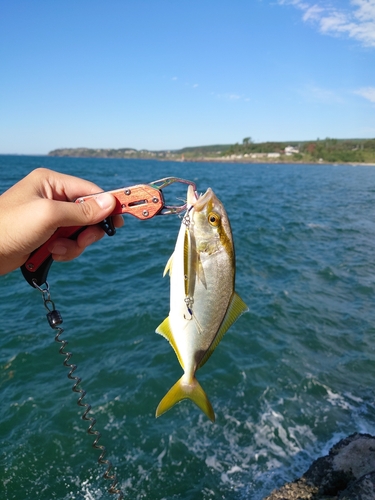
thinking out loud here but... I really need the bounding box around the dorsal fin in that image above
[198,292,248,369]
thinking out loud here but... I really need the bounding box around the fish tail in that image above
[156,375,215,422]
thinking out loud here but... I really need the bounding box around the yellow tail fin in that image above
[156,375,215,422]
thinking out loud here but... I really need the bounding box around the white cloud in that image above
[303,5,325,22]
[278,0,375,48]
[354,86,375,102]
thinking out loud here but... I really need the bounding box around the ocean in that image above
[1,155,375,500]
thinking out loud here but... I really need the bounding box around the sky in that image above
[0,0,374,154]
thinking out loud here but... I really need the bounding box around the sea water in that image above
[1,155,375,499]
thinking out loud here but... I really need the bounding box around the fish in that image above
[155,185,248,422]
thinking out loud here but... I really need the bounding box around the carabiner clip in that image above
[149,177,198,215]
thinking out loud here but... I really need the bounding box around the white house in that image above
[285,146,300,155]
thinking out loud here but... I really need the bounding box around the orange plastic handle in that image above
[76,184,164,220]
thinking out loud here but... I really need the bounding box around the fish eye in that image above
[208,212,220,226]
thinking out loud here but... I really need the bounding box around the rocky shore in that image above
[265,433,375,500]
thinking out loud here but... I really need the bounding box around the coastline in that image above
[2,152,375,166]
[175,157,375,166]
[44,152,375,167]
[47,139,375,165]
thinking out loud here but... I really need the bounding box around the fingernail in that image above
[51,244,68,256]
[95,193,113,210]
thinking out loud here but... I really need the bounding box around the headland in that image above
[48,137,375,165]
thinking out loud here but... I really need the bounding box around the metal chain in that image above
[33,280,124,499]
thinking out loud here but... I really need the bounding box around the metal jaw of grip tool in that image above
[21,177,197,287]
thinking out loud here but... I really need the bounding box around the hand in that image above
[0,168,124,275]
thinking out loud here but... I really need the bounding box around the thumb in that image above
[55,192,117,227]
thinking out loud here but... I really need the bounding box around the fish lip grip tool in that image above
[21,177,197,287]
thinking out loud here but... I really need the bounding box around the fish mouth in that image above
[187,186,214,212]
[187,185,199,206]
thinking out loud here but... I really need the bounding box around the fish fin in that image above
[155,316,173,341]
[191,311,203,335]
[163,253,174,277]
[198,292,248,369]
[155,375,215,422]
[155,317,185,370]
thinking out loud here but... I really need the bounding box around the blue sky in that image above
[1,0,374,154]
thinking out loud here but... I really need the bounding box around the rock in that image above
[339,472,375,499]
[264,433,375,500]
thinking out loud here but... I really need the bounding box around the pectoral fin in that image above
[156,375,215,422]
